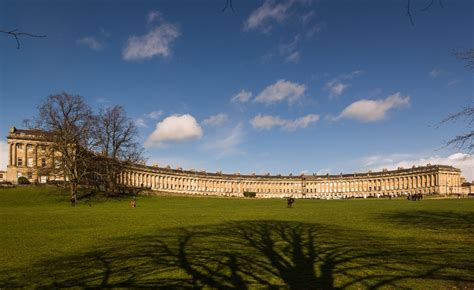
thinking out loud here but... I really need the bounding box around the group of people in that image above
[407,193,423,201]
[287,197,296,208]
[130,198,137,208]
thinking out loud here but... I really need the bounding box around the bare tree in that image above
[440,107,474,153]
[35,93,95,205]
[438,50,474,153]
[93,106,144,195]
[0,29,46,49]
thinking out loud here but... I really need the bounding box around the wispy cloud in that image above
[231,90,253,103]
[147,10,163,23]
[123,11,180,61]
[334,92,410,122]
[429,68,442,78]
[250,114,319,131]
[446,79,461,87]
[145,110,163,120]
[279,34,301,63]
[254,79,306,104]
[76,36,103,51]
[134,117,147,128]
[325,70,363,98]
[244,0,293,32]
[244,0,314,33]
[202,113,229,126]
[201,123,245,158]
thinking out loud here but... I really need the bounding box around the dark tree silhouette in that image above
[92,105,144,195]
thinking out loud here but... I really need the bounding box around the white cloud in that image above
[123,22,180,61]
[202,113,229,126]
[134,118,147,128]
[0,141,8,170]
[250,114,319,131]
[254,79,306,104]
[429,68,442,78]
[231,90,253,103]
[147,10,163,23]
[145,114,203,148]
[325,70,363,98]
[335,92,410,122]
[446,79,461,87]
[244,0,314,33]
[359,152,474,181]
[76,37,103,51]
[279,34,301,63]
[327,82,348,97]
[201,123,245,158]
[306,23,324,38]
[146,110,163,120]
[244,0,292,32]
[285,51,300,63]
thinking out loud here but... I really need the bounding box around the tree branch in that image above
[406,0,415,26]
[222,0,234,12]
[0,28,46,49]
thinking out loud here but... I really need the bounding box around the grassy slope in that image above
[0,186,473,288]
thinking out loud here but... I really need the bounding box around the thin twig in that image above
[222,0,235,12]
[406,0,415,26]
[0,28,46,49]
[420,0,435,12]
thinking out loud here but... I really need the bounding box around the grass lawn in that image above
[0,186,473,288]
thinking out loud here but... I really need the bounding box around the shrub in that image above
[17,177,31,185]
[243,191,256,198]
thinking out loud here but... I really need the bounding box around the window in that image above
[41,145,46,152]
[0,173,3,178]
[17,172,22,178]
[27,172,33,179]
[40,176,47,183]
[17,158,23,166]
[27,144,33,151]
[16,144,23,149]
[41,158,46,167]
[27,158,34,168]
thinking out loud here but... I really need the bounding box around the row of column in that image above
[305,174,438,194]
[8,142,43,168]
[117,171,444,195]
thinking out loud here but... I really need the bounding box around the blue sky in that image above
[0,0,473,179]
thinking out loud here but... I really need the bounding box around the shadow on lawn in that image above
[378,210,474,232]
[1,220,473,289]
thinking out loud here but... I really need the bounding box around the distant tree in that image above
[34,93,95,205]
[92,106,144,195]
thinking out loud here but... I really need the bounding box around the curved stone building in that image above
[5,127,468,198]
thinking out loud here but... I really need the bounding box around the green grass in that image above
[1,186,473,289]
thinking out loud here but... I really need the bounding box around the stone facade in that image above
[5,127,469,198]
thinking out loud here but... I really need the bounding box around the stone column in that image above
[23,143,28,167]
[34,145,38,167]
[13,143,17,166]
[8,143,12,166]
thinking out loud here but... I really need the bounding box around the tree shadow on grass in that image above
[1,220,473,289]
[377,210,474,232]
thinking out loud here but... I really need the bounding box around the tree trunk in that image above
[70,182,77,206]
